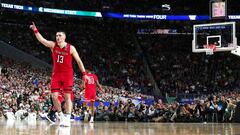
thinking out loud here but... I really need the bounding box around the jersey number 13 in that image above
[57,55,64,63]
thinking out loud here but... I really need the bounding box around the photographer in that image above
[147,105,156,121]
[193,100,205,122]
[108,101,117,121]
[206,95,218,122]
[217,96,227,122]
[224,99,236,122]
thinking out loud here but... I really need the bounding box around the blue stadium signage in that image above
[1,2,240,20]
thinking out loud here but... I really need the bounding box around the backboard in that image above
[192,22,237,53]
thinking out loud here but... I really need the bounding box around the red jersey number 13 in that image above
[57,55,64,63]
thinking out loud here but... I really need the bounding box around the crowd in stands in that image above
[93,92,240,123]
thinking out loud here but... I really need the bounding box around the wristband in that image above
[82,72,86,76]
[34,29,39,34]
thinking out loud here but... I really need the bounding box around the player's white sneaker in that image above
[59,112,66,126]
[64,117,71,127]
[60,114,71,127]
[90,116,94,123]
[59,116,71,127]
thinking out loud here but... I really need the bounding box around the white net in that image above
[206,49,214,55]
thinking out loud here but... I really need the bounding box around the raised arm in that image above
[70,45,86,74]
[82,79,86,90]
[30,22,55,49]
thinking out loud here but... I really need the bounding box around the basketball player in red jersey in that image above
[30,22,87,127]
[82,70,104,123]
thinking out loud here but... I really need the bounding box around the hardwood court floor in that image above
[1,120,240,135]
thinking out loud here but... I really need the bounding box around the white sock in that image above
[66,114,71,119]
[59,112,64,118]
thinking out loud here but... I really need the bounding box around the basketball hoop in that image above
[204,44,216,55]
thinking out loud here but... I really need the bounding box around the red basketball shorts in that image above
[51,71,73,93]
[85,89,96,102]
